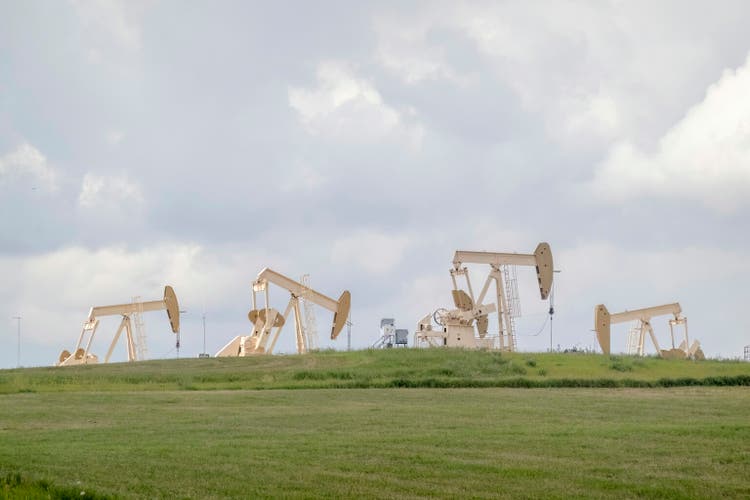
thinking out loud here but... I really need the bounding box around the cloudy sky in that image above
[1,0,749,368]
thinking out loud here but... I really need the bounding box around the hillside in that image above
[1,349,749,498]
[1,348,748,393]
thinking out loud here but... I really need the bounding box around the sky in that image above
[1,0,749,368]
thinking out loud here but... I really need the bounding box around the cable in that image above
[517,279,556,338]
[516,314,549,337]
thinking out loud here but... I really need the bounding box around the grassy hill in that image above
[1,349,748,393]
[1,349,749,499]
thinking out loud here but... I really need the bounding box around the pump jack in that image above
[594,303,704,359]
[415,242,553,351]
[215,268,351,356]
[57,286,180,366]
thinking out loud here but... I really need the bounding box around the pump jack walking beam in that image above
[415,242,553,351]
[452,242,554,300]
[594,302,701,359]
[452,242,552,349]
[57,286,180,366]
[216,268,351,356]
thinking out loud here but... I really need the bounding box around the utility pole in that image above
[197,311,209,358]
[549,310,553,352]
[12,315,21,367]
[176,309,189,359]
[549,270,560,352]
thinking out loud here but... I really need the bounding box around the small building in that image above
[373,318,408,348]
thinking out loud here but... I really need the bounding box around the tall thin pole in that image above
[549,313,553,352]
[175,309,188,359]
[12,316,21,367]
[549,270,560,352]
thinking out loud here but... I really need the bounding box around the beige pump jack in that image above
[415,242,553,351]
[215,268,351,356]
[57,286,180,366]
[594,303,704,359]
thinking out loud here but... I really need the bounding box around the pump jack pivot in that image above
[594,303,704,359]
[57,286,180,366]
[215,268,351,356]
[415,242,553,351]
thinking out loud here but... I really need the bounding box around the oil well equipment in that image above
[57,285,180,366]
[415,242,553,351]
[594,302,704,359]
[216,267,350,356]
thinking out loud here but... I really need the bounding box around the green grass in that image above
[1,349,748,393]
[0,472,111,499]
[1,388,749,498]
[1,350,749,498]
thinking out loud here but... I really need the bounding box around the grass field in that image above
[1,350,749,498]
[1,349,749,393]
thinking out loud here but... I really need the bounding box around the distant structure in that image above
[415,242,553,351]
[594,302,704,360]
[57,286,180,366]
[215,267,350,357]
[372,318,408,348]
[744,345,750,362]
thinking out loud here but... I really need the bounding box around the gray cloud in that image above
[2,1,750,368]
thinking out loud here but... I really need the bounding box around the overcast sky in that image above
[1,0,749,368]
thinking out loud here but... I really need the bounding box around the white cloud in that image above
[557,242,750,303]
[280,159,327,193]
[70,0,144,51]
[590,54,750,213]
[452,2,694,146]
[78,173,144,208]
[371,3,728,150]
[331,229,412,274]
[0,243,263,358]
[288,61,424,147]
[559,92,621,142]
[372,3,628,143]
[373,9,474,86]
[396,272,449,322]
[0,143,58,190]
[105,130,124,146]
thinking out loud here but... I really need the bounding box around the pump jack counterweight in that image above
[594,303,704,359]
[215,268,351,356]
[415,242,553,351]
[57,286,180,366]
